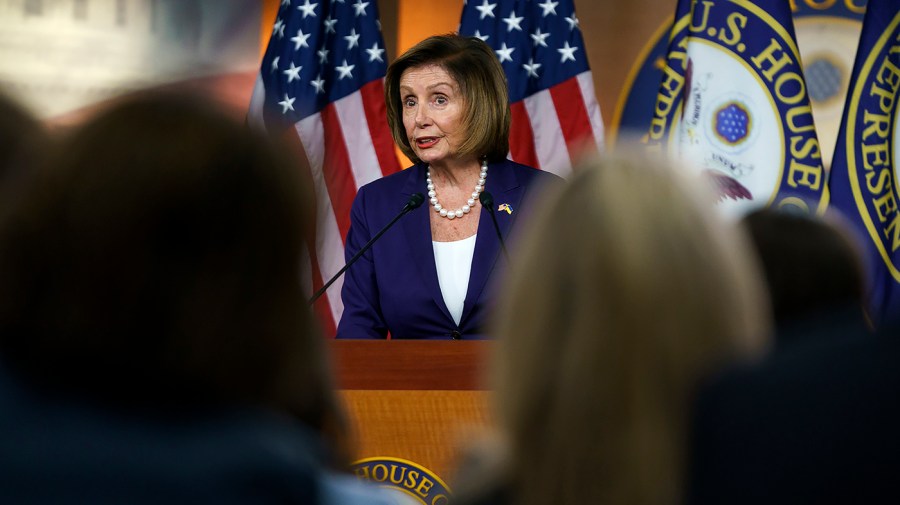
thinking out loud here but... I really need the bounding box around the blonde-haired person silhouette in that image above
[454,150,770,505]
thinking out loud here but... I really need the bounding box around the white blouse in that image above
[432,234,477,326]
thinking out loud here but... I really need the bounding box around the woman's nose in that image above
[414,106,431,128]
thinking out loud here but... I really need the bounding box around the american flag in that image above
[459,0,604,177]
[249,0,400,335]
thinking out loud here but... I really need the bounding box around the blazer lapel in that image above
[400,164,455,323]
[461,160,524,325]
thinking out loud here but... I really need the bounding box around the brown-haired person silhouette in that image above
[0,92,396,505]
[742,207,869,344]
[686,209,898,505]
[0,92,47,218]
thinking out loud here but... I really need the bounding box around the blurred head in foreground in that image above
[481,150,770,505]
[0,91,47,215]
[741,207,866,333]
[0,92,331,425]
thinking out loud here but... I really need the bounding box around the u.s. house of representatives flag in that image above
[828,0,900,326]
[458,0,604,177]
[249,0,400,335]
[645,0,827,218]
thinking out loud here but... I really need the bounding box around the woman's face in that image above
[399,64,467,167]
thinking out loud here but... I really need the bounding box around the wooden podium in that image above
[331,340,493,484]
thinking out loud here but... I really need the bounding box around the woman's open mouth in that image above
[415,136,439,149]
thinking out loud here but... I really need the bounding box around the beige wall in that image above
[570,0,672,139]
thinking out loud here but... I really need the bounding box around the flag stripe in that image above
[360,79,402,175]
[459,0,604,177]
[281,125,340,333]
[334,91,384,189]
[578,71,606,151]
[319,103,358,242]
[549,75,594,165]
[251,0,398,336]
[509,101,540,169]
[307,241,337,337]
[524,90,572,177]
[295,115,347,325]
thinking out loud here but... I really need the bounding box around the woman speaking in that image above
[336,34,560,340]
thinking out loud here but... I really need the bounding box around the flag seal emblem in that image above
[351,457,451,504]
[713,101,752,146]
[614,2,865,171]
[700,92,761,158]
[838,11,900,276]
[645,0,828,217]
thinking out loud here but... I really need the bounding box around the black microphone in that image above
[309,193,425,305]
[479,191,509,261]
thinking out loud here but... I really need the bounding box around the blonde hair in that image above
[490,150,770,505]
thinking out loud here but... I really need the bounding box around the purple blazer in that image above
[336,159,560,340]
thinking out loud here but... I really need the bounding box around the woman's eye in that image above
[404,98,416,107]
[435,96,447,105]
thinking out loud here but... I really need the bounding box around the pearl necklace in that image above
[427,159,488,220]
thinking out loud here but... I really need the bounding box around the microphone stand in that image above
[479,191,509,262]
[309,193,425,305]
